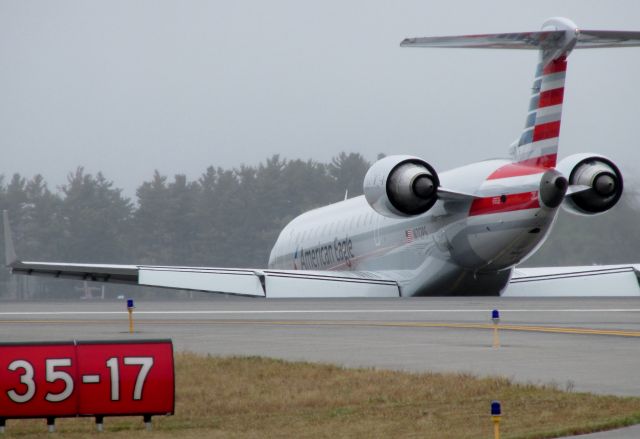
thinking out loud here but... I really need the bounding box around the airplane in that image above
[4,17,640,298]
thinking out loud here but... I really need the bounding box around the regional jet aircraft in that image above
[5,18,640,297]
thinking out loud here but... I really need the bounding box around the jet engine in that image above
[556,153,623,215]
[363,155,439,217]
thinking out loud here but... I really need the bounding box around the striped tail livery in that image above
[401,17,640,169]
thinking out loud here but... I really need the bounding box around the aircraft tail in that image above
[401,17,640,168]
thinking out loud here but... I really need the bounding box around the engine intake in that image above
[364,155,440,217]
[557,154,623,215]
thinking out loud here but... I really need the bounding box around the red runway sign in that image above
[0,339,174,420]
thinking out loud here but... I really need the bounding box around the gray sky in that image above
[1,0,639,197]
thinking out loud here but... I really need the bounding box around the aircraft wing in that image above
[3,211,400,298]
[505,265,640,297]
[7,261,400,298]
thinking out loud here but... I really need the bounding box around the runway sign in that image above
[0,339,174,419]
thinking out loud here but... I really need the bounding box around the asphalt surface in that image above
[1,296,639,437]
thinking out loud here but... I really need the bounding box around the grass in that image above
[4,352,640,438]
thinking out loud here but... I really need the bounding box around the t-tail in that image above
[401,17,640,169]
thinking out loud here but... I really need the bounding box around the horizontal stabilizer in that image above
[401,31,563,50]
[401,30,640,50]
[576,30,640,48]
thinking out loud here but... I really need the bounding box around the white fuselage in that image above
[268,158,559,296]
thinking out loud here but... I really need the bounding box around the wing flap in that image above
[139,266,266,297]
[139,267,400,298]
[264,270,400,298]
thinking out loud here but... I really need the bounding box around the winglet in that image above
[3,210,18,266]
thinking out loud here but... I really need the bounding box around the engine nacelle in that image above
[363,155,439,217]
[556,153,623,215]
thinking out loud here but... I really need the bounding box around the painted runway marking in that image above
[1,319,639,337]
[1,308,640,316]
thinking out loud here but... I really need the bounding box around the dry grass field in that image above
[4,352,640,438]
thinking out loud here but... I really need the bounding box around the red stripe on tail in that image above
[542,57,567,75]
[538,88,564,108]
[532,120,561,142]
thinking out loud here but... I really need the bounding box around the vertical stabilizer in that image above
[513,55,567,167]
[513,18,578,168]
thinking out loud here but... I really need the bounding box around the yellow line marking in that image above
[1,318,639,337]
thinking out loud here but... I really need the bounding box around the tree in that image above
[22,175,64,259]
[328,152,370,199]
[60,168,133,262]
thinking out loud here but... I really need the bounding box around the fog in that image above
[1,0,640,196]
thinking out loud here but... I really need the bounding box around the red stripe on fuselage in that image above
[538,88,564,108]
[469,191,540,216]
[488,153,557,179]
[487,164,544,180]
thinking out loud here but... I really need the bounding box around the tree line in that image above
[0,153,371,298]
[0,152,638,299]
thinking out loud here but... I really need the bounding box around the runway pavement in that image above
[1,296,638,394]
[1,296,639,436]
